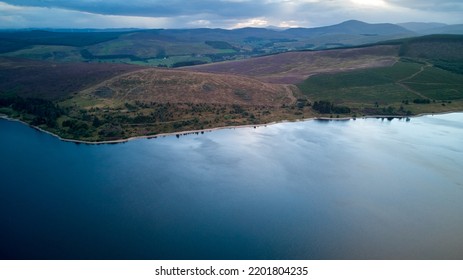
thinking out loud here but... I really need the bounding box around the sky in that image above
[0,0,462,29]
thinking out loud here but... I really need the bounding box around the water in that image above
[1,114,463,260]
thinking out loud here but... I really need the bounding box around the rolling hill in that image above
[1,28,462,142]
[0,20,416,67]
[397,35,463,61]
[377,35,463,74]
[287,20,413,37]
[0,57,144,100]
[80,68,295,106]
[398,22,448,33]
[422,24,463,35]
[0,58,300,141]
[296,35,463,115]
[185,45,399,84]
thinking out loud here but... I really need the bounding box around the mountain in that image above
[0,28,142,33]
[398,22,447,33]
[0,20,421,67]
[265,25,288,31]
[398,22,463,35]
[285,20,414,37]
[419,24,463,35]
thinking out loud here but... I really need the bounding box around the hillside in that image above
[0,58,302,141]
[186,45,399,84]
[379,35,463,74]
[0,31,122,53]
[79,68,295,106]
[298,61,463,110]
[0,57,144,100]
[396,35,463,61]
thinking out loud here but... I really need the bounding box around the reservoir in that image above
[1,113,463,259]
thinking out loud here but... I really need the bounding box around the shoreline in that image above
[1,111,462,145]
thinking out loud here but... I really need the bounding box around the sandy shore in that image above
[1,111,461,145]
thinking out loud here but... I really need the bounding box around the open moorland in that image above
[0,57,144,100]
[1,28,462,142]
[0,57,302,141]
[186,45,399,84]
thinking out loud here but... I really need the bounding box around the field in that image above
[298,60,463,115]
[402,66,463,100]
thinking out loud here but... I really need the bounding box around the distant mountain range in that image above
[397,22,448,32]
[285,20,412,37]
[398,22,463,35]
[3,20,462,35]
[1,20,462,68]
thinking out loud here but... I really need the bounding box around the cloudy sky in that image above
[0,0,462,29]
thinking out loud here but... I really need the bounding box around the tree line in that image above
[312,101,351,114]
[0,96,63,127]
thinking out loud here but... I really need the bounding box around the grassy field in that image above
[298,60,463,115]
[402,66,463,100]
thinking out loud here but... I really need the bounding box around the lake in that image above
[1,113,463,259]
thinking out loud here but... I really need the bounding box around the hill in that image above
[0,58,300,141]
[0,57,144,100]
[377,35,463,74]
[397,35,463,60]
[0,20,416,67]
[80,68,295,106]
[0,30,122,53]
[398,22,448,33]
[296,35,463,116]
[287,20,413,37]
[418,24,463,35]
[186,45,399,84]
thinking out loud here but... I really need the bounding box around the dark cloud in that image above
[0,0,462,29]
[0,0,275,18]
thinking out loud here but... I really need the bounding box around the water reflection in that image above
[1,113,463,259]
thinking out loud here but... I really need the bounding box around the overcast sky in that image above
[0,0,462,29]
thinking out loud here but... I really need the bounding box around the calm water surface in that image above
[1,114,463,259]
